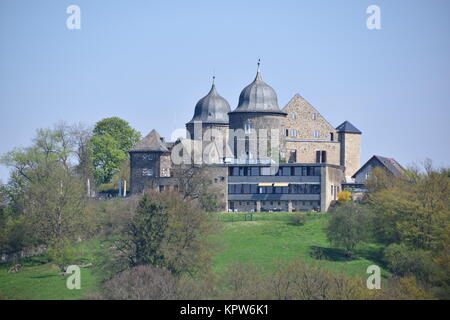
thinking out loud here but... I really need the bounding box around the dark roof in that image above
[336,121,362,134]
[352,155,405,178]
[231,71,285,114]
[130,129,169,152]
[187,83,231,125]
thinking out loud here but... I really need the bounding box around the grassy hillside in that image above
[0,212,389,299]
[212,212,389,279]
[0,240,102,300]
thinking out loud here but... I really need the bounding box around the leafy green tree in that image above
[110,191,217,277]
[124,194,168,268]
[326,202,371,255]
[368,163,450,250]
[0,125,88,246]
[91,117,141,185]
[93,117,141,151]
[384,243,439,282]
[46,237,77,272]
[91,134,127,185]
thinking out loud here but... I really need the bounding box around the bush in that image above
[326,202,371,255]
[290,214,307,226]
[222,260,366,300]
[337,191,351,202]
[46,238,77,272]
[95,265,214,300]
[384,243,440,282]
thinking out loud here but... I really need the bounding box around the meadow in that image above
[0,212,389,300]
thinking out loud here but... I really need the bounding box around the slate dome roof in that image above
[232,70,283,113]
[187,82,231,125]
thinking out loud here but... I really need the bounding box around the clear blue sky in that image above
[1,0,449,181]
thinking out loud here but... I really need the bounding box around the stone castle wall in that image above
[339,132,361,180]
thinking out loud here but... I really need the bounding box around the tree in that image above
[367,163,450,250]
[172,166,225,211]
[91,134,127,185]
[384,243,439,282]
[119,194,168,268]
[93,117,141,152]
[0,125,88,246]
[111,191,217,277]
[91,117,141,185]
[326,202,371,255]
[46,237,77,272]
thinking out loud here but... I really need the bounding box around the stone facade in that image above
[228,112,286,159]
[281,94,338,142]
[129,151,176,194]
[339,132,361,181]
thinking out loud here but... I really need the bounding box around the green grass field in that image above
[0,212,389,299]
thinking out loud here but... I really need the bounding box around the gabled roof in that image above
[336,121,362,134]
[352,155,405,178]
[130,129,169,152]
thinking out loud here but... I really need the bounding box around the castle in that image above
[129,64,362,212]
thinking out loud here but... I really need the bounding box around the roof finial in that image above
[212,69,216,85]
[257,58,261,73]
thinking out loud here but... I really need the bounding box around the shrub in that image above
[46,238,77,272]
[290,214,307,226]
[326,202,371,255]
[384,243,440,282]
[337,191,351,202]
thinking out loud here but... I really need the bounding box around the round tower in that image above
[186,78,231,143]
[228,62,287,160]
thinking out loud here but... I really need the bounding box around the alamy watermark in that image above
[66,5,81,30]
[366,265,381,289]
[367,5,381,30]
[66,265,81,289]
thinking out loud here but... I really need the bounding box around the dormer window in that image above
[312,113,317,120]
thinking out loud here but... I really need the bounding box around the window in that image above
[312,113,317,120]
[244,122,254,134]
[230,167,239,176]
[281,167,291,176]
[250,167,259,176]
[290,129,298,137]
[313,130,321,138]
[291,112,297,119]
[143,154,154,161]
[288,150,297,163]
[142,168,153,176]
[316,151,327,163]
[285,129,289,137]
[330,132,334,141]
[159,185,165,192]
[365,172,370,180]
[260,167,272,176]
